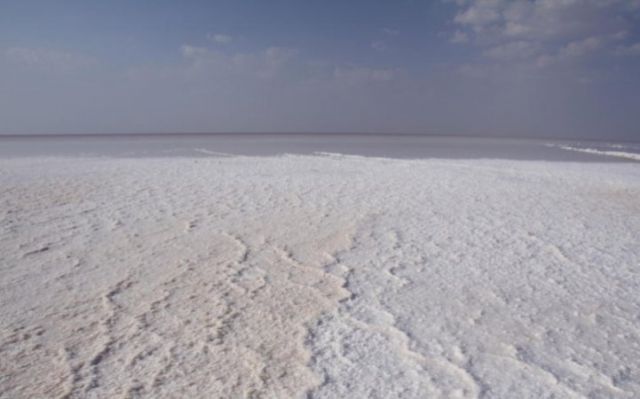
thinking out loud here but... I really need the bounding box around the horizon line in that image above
[0,131,638,143]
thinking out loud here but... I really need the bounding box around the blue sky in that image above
[1,0,639,139]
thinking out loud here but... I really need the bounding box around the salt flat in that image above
[1,154,639,398]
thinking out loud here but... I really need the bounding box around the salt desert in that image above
[1,138,639,398]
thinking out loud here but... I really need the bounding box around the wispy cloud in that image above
[450,30,469,44]
[178,40,397,86]
[371,28,399,52]
[382,28,399,36]
[371,40,387,51]
[207,33,233,44]
[180,43,299,80]
[447,0,640,69]
[333,65,396,84]
[615,42,640,56]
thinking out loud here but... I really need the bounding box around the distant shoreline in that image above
[0,132,638,143]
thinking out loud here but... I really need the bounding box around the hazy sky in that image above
[1,0,639,139]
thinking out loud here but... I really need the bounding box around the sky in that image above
[1,0,639,139]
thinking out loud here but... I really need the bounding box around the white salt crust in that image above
[1,155,639,398]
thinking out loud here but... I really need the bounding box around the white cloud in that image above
[450,30,469,44]
[560,36,602,58]
[181,45,209,58]
[614,42,640,56]
[333,66,396,84]
[371,40,387,51]
[453,0,611,42]
[372,29,399,51]
[447,0,640,68]
[454,0,502,30]
[533,36,605,68]
[535,54,556,68]
[382,28,399,36]
[180,44,299,80]
[207,33,233,44]
[179,41,397,86]
[610,30,629,41]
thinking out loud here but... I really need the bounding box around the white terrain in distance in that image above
[1,152,639,398]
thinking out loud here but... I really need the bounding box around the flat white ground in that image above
[1,155,638,398]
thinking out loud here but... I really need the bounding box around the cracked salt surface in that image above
[1,154,639,398]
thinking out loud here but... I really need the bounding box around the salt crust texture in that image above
[1,155,639,398]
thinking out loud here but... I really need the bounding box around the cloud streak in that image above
[207,33,233,44]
